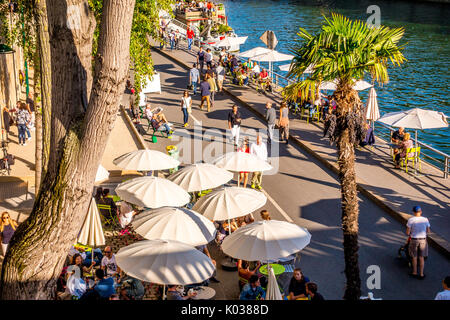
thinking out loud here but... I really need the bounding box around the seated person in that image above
[239,275,266,300]
[151,114,173,138]
[238,260,261,291]
[118,201,137,229]
[394,132,414,169]
[118,275,145,300]
[144,103,153,120]
[166,284,197,300]
[93,269,116,300]
[306,282,325,301]
[391,126,405,157]
[258,68,272,92]
[67,253,96,280]
[251,62,261,78]
[69,245,103,267]
[101,246,121,279]
[359,122,375,148]
[222,218,238,234]
[97,188,118,222]
[288,268,310,300]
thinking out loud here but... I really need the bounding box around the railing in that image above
[375,122,449,178]
[172,37,449,178]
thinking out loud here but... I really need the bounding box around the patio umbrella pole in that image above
[163,284,166,300]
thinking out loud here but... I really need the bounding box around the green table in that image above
[258,263,285,276]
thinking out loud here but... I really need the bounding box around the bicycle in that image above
[0,140,13,176]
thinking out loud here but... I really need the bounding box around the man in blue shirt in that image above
[239,275,265,300]
[94,268,116,299]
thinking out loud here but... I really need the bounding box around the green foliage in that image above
[89,0,174,95]
[283,13,406,102]
[0,0,36,64]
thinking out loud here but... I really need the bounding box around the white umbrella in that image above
[320,79,372,91]
[214,36,248,47]
[77,198,105,267]
[115,176,190,208]
[266,266,283,300]
[365,88,380,129]
[167,163,233,192]
[95,164,109,184]
[213,152,273,172]
[238,47,272,58]
[192,186,267,222]
[378,108,448,173]
[279,63,314,74]
[113,149,180,172]
[221,220,311,261]
[132,207,217,246]
[378,108,448,130]
[250,49,294,79]
[116,239,215,299]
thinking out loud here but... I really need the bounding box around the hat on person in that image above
[412,205,422,213]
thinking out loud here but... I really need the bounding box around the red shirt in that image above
[187,29,194,39]
[260,70,268,79]
[207,2,212,10]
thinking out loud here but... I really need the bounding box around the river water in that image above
[222,0,450,158]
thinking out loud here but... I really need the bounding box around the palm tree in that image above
[284,13,406,300]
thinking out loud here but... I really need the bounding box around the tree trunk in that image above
[0,0,136,300]
[33,0,52,192]
[334,81,361,300]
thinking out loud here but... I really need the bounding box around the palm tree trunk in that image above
[335,82,361,300]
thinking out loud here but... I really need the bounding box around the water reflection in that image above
[223,0,450,155]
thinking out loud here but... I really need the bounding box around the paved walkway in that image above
[136,44,450,300]
[150,39,450,256]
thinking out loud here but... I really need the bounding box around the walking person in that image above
[197,47,205,74]
[228,105,242,146]
[180,90,192,127]
[15,102,31,146]
[206,72,217,110]
[0,211,18,257]
[278,101,290,144]
[406,206,431,279]
[265,102,276,144]
[205,48,213,69]
[199,76,211,112]
[189,63,200,95]
[187,27,195,51]
[216,61,225,92]
[169,30,176,51]
[238,137,250,188]
[250,134,268,190]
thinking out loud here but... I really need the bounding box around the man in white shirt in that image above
[435,276,450,300]
[101,246,121,279]
[250,134,268,190]
[406,206,431,279]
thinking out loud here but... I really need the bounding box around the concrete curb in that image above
[152,46,450,259]
[120,104,147,150]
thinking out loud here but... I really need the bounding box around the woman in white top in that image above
[180,90,192,127]
[119,201,137,229]
[216,61,225,92]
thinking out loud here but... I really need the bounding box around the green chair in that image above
[97,204,119,228]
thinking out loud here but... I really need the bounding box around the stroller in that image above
[397,236,427,268]
[397,236,412,268]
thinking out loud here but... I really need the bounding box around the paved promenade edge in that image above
[150,45,450,259]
